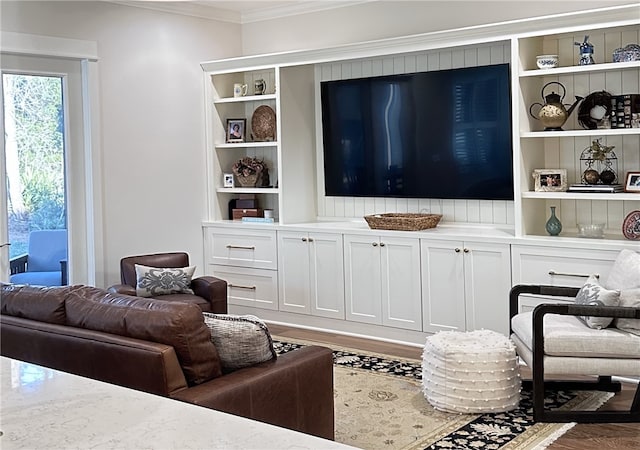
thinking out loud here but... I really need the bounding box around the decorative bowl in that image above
[577,223,605,238]
[536,55,558,69]
[613,44,640,63]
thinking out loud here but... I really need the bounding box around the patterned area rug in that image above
[273,338,613,450]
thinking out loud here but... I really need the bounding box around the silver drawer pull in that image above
[228,283,257,290]
[226,244,255,250]
[549,270,599,279]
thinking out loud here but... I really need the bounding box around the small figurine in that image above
[575,35,595,65]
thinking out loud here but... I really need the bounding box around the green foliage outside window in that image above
[4,74,66,258]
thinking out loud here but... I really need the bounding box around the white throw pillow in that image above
[202,313,277,372]
[574,274,620,329]
[605,249,640,290]
[134,264,195,298]
[614,288,640,336]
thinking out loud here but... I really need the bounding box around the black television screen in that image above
[320,63,513,200]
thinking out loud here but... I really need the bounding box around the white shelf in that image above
[521,128,640,138]
[215,142,278,149]
[522,191,640,201]
[519,61,640,77]
[216,187,279,194]
[214,94,277,104]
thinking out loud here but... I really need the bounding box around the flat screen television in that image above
[320,63,513,200]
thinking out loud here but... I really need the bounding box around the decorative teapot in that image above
[529,81,583,131]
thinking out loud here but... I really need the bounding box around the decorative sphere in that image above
[584,169,600,184]
[599,170,616,185]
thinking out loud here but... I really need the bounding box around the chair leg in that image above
[527,378,639,423]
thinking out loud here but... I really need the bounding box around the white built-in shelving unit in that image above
[200,5,640,344]
[514,22,640,241]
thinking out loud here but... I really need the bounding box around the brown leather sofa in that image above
[107,252,228,313]
[0,284,334,440]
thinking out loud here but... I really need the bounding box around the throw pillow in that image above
[202,312,277,372]
[613,288,640,336]
[135,264,195,298]
[575,274,620,329]
[605,249,640,290]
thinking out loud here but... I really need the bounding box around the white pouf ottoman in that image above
[421,329,521,414]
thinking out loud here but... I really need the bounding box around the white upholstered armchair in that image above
[509,250,640,423]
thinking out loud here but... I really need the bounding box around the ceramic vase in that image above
[545,206,562,236]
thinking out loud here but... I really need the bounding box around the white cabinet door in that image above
[278,231,344,318]
[344,234,421,330]
[278,231,311,314]
[380,236,422,331]
[463,242,512,335]
[421,240,511,334]
[309,232,345,319]
[344,234,382,325]
[421,240,466,333]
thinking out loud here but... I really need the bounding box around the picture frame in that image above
[624,171,640,193]
[223,173,234,188]
[532,169,567,192]
[226,118,246,143]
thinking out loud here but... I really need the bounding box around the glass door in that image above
[1,56,76,285]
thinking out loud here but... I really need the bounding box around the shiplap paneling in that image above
[316,42,513,225]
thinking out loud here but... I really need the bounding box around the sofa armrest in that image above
[107,284,137,296]
[170,345,334,440]
[191,276,227,314]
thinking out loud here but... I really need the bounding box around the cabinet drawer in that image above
[204,227,277,269]
[512,245,619,288]
[208,264,278,311]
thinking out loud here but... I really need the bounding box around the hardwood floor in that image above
[268,324,640,450]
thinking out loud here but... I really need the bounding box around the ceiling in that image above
[110,1,369,24]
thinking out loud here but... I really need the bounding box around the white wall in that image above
[1,1,241,287]
[241,1,636,55]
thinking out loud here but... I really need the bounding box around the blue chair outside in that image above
[10,230,68,286]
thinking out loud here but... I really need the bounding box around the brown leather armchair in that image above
[107,252,227,313]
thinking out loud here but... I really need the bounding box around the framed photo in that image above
[624,171,640,193]
[532,169,567,192]
[226,118,246,143]
[223,173,234,188]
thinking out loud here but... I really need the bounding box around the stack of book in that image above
[567,184,625,193]
[610,94,640,128]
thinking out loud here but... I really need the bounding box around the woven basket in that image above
[364,213,442,231]
[236,173,259,187]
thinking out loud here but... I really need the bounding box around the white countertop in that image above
[0,357,355,450]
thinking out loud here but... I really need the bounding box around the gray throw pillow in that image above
[575,274,620,329]
[202,312,277,372]
[135,264,195,297]
[605,249,640,290]
[613,288,640,336]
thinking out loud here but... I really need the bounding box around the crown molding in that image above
[105,1,370,24]
[107,1,242,23]
[241,1,372,24]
